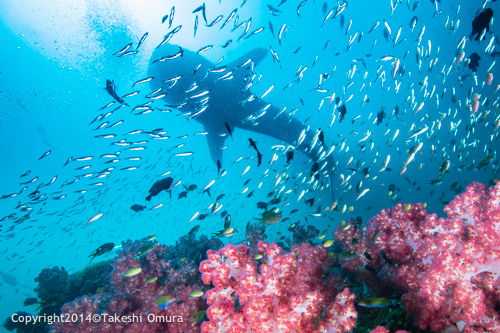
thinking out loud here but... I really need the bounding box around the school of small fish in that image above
[0,0,499,312]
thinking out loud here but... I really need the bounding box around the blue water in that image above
[0,0,498,331]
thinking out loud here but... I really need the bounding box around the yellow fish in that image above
[323,240,334,248]
[358,297,396,308]
[123,267,142,277]
[145,276,158,283]
[189,310,207,322]
[213,228,238,238]
[187,290,204,298]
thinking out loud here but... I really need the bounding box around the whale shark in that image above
[147,44,336,198]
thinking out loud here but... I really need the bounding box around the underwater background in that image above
[0,0,499,332]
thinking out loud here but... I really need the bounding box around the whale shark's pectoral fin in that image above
[205,129,228,168]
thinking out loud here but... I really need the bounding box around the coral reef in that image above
[199,241,354,332]
[334,182,500,333]
[51,238,207,332]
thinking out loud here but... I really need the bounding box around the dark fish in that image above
[187,184,197,191]
[471,8,493,41]
[257,152,263,167]
[187,225,200,238]
[338,104,347,122]
[338,251,357,260]
[268,21,275,37]
[162,14,169,24]
[249,138,258,151]
[217,160,222,174]
[257,202,268,209]
[318,129,325,146]
[197,213,207,220]
[131,204,146,212]
[224,214,231,228]
[269,198,281,205]
[225,122,233,139]
[286,150,294,163]
[24,297,38,306]
[311,162,319,175]
[355,216,363,226]
[383,28,389,41]
[105,79,125,104]
[428,178,443,186]
[248,138,262,165]
[468,52,481,71]
[89,243,114,262]
[146,177,173,201]
[376,109,384,125]
[364,265,376,272]
[178,191,188,199]
[380,249,395,266]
